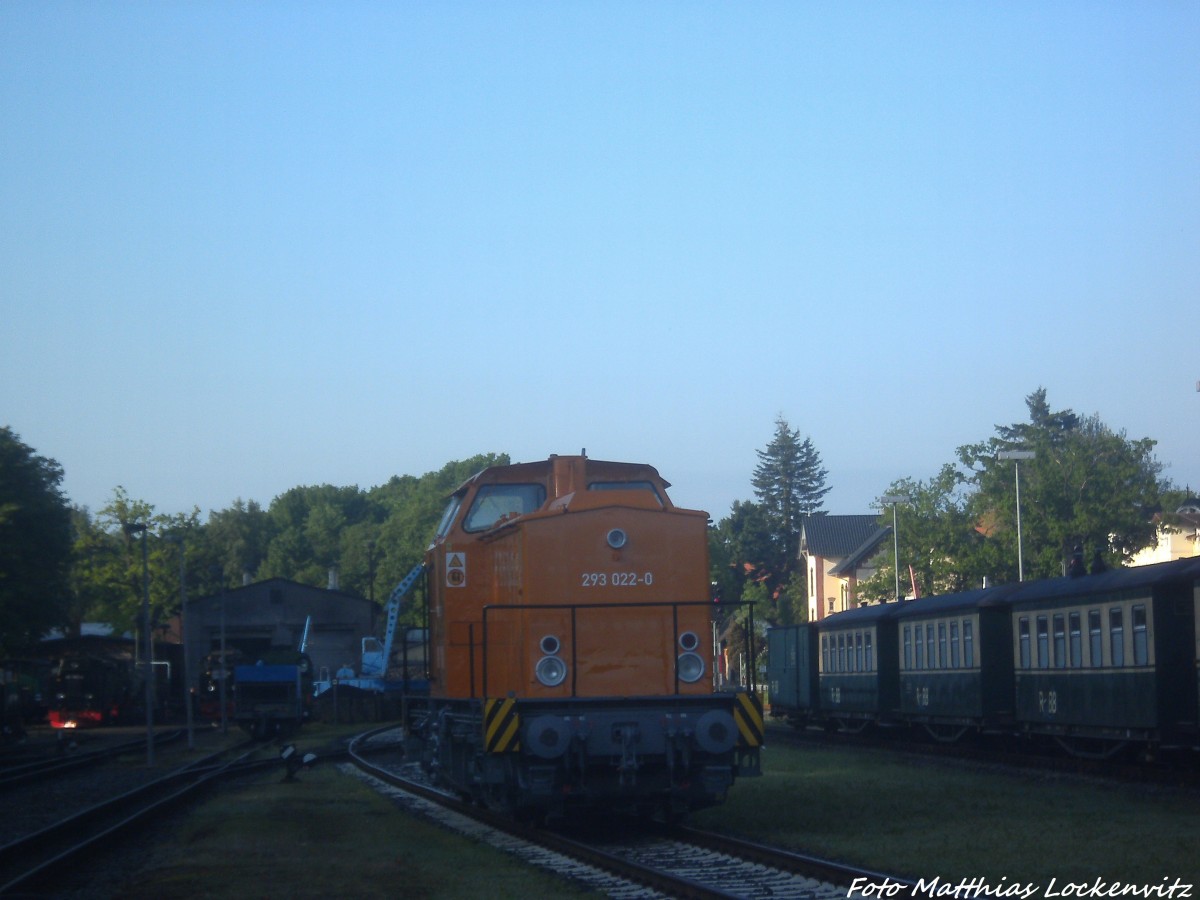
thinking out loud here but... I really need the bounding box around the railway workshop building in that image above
[181,578,378,691]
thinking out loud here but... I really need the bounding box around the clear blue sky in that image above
[3,3,1198,522]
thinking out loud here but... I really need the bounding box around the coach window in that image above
[936,622,946,669]
[1109,608,1124,667]
[1088,610,1102,667]
[856,632,864,672]
[914,627,925,669]
[926,624,936,672]
[1069,612,1082,668]
[1036,616,1049,669]
[963,621,974,667]
[865,631,874,671]
[464,484,547,532]
[838,633,847,672]
[1018,617,1031,669]
[1132,605,1148,666]
[1053,614,1066,669]
[903,626,913,670]
[821,635,830,673]
[950,621,960,668]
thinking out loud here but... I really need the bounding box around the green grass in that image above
[691,743,1200,885]
[98,724,603,899]
[74,726,1200,895]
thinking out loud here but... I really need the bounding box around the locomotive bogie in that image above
[422,694,748,818]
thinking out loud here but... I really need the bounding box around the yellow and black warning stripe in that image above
[733,691,764,748]
[483,697,520,753]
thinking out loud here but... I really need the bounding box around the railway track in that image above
[348,724,908,899]
[0,729,185,791]
[0,737,262,895]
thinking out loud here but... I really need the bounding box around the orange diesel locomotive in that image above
[412,453,762,821]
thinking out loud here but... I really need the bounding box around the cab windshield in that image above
[463,484,546,532]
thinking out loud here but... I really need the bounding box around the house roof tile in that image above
[800,514,883,558]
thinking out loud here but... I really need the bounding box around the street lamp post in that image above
[168,535,195,751]
[998,450,1036,581]
[881,495,907,602]
[219,594,228,735]
[124,522,154,766]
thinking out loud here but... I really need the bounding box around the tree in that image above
[371,454,508,626]
[200,499,273,588]
[0,427,73,653]
[858,465,982,603]
[959,388,1166,579]
[709,500,774,609]
[64,506,126,638]
[750,416,829,592]
[259,484,372,587]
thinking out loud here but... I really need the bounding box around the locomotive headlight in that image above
[606,528,628,549]
[677,652,705,683]
[679,631,700,651]
[535,655,568,687]
[540,634,561,655]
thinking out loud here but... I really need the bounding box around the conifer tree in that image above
[750,416,830,586]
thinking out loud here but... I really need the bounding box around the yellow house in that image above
[1130,497,1200,565]
[799,514,890,621]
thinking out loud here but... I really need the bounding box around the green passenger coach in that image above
[767,556,1200,759]
[1009,562,1200,754]
[894,585,1020,741]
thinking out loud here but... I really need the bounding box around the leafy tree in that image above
[200,499,273,588]
[64,506,126,638]
[259,484,372,587]
[858,465,983,603]
[775,571,808,626]
[0,428,73,653]
[89,487,157,634]
[371,454,508,627]
[708,500,774,611]
[76,488,204,638]
[959,388,1166,578]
